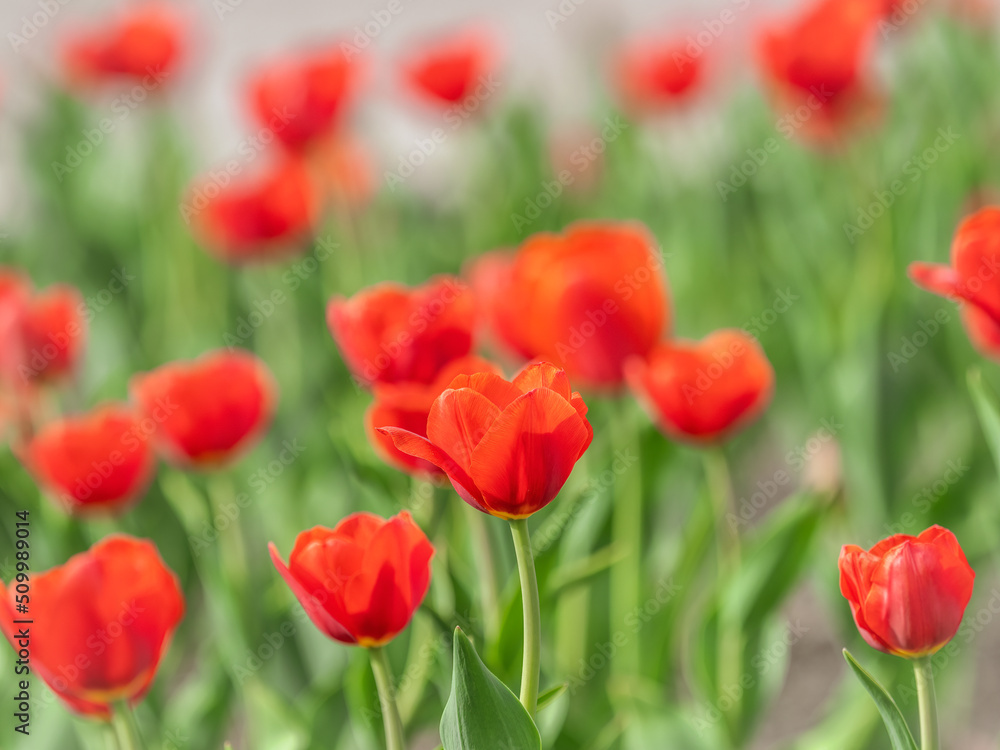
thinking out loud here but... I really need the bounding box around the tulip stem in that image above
[369,645,405,750]
[111,701,146,750]
[510,517,541,716]
[913,657,939,750]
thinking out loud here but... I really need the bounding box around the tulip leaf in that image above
[440,628,542,750]
[968,368,1000,479]
[842,650,918,750]
[536,683,568,712]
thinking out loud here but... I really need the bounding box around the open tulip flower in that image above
[22,403,156,515]
[130,349,276,469]
[0,535,184,720]
[614,35,704,113]
[626,329,774,445]
[910,206,1000,360]
[468,221,669,389]
[379,361,593,519]
[400,29,496,108]
[327,275,475,388]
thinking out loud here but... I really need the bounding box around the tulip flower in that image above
[62,3,185,85]
[22,404,156,515]
[18,284,86,384]
[0,269,30,386]
[270,512,433,750]
[327,276,476,388]
[614,35,704,113]
[130,349,276,468]
[468,222,669,389]
[625,329,774,445]
[367,355,501,478]
[0,535,184,721]
[909,206,1000,360]
[187,158,318,264]
[248,49,360,152]
[400,29,496,108]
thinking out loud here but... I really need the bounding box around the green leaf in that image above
[968,368,1000,478]
[536,683,568,712]
[842,650,918,750]
[440,628,542,750]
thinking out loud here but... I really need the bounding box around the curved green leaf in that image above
[842,649,918,750]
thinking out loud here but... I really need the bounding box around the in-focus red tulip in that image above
[401,30,495,108]
[269,511,434,647]
[0,535,184,719]
[468,222,669,389]
[367,355,501,478]
[62,3,185,85]
[614,36,704,113]
[188,158,317,264]
[839,526,975,658]
[380,362,593,519]
[130,349,276,468]
[327,276,475,388]
[625,329,774,444]
[909,207,1000,359]
[23,404,156,515]
[19,284,86,384]
[248,49,360,152]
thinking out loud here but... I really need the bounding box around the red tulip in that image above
[367,355,501,478]
[625,329,774,444]
[839,526,975,658]
[130,349,276,468]
[62,3,185,85]
[327,276,475,388]
[19,284,86,384]
[0,269,30,386]
[614,35,704,112]
[380,362,593,519]
[468,222,669,389]
[248,49,360,152]
[909,207,1000,359]
[22,404,156,515]
[401,30,496,108]
[0,535,184,719]
[187,158,318,264]
[269,511,434,647]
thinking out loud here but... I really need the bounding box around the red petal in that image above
[269,542,356,644]
[378,427,487,511]
[513,361,572,399]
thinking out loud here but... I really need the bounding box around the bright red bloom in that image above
[19,284,86,384]
[380,362,593,519]
[367,355,501,478]
[130,349,276,468]
[62,3,184,85]
[248,49,359,152]
[269,511,434,647]
[625,329,774,444]
[909,207,1000,359]
[327,276,475,388]
[839,526,975,658]
[189,158,318,264]
[469,222,668,389]
[23,404,156,515]
[0,535,184,719]
[401,30,495,107]
[614,36,703,112]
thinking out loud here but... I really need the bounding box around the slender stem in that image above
[509,517,541,716]
[369,646,405,750]
[111,701,146,750]
[913,657,939,750]
[609,400,642,677]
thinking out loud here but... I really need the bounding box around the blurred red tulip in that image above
[62,3,184,85]
[0,535,184,719]
[0,269,30,386]
[249,49,359,152]
[909,207,1000,359]
[614,36,704,112]
[23,404,156,515]
[625,329,774,444]
[327,276,475,388]
[269,511,434,647]
[367,355,501,478]
[839,525,975,658]
[130,349,276,469]
[188,158,318,264]
[19,284,86,384]
[401,30,496,108]
[469,222,668,389]
[381,362,593,518]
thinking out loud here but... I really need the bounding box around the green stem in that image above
[111,701,146,750]
[510,517,541,716]
[369,646,405,750]
[913,657,939,750]
[609,401,642,678]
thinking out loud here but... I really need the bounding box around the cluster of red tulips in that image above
[1,0,996,748]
